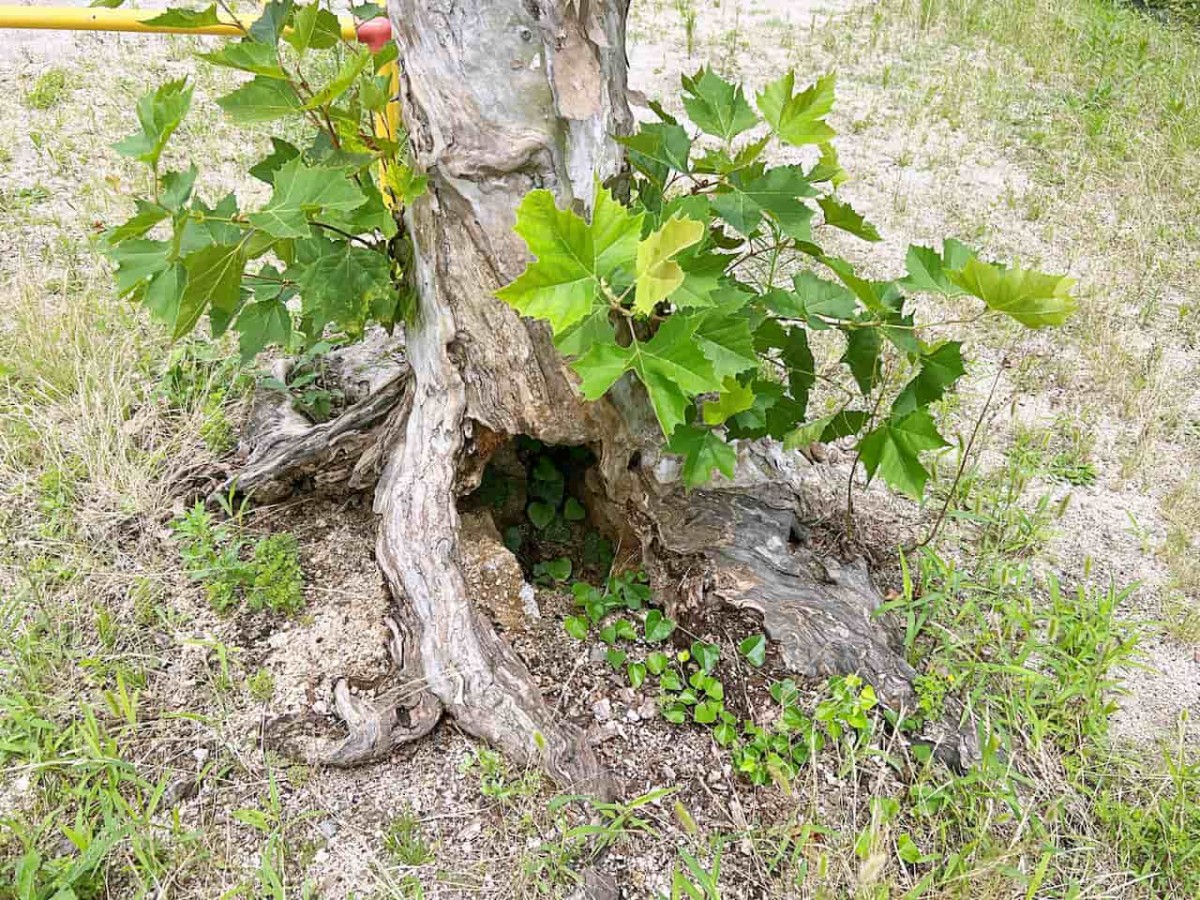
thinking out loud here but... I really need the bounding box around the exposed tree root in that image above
[264,616,442,767]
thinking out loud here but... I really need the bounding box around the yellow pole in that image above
[0,4,356,39]
[0,4,400,207]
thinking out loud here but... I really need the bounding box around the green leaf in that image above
[198,40,285,78]
[236,298,292,360]
[672,249,727,310]
[627,662,647,689]
[563,615,589,640]
[756,71,837,146]
[710,165,817,239]
[176,242,246,339]
[633,215,705,315]
[303,49,371,109]
[497,184,643,333]
[781,326,815,409]
[289,236,393,335]
[142,263,185,329]
[572,314,722,436]
[113,78,192,168]
[948,258,1076,328]
[249,138,300,184]
[646,651,670,675]
[788,270,857,323]
[248,0,294,43]
[620,122,691,181]
[703,377,755,425]
[541,557,572,582]
[810,142,847,186]
[667,425,736,488]
[818,196,881,241]
[143,5,221,28]
[898,240,974,296]
[216,77,302,123]
[681,67,758,143]
[105,201,168,244]
[606,649,627,670]
[739,634,767,667]
[842,325,882,395]
[691,641,720,672]
[692,302,758,381]
[286,3,342,53]
[248,158,366,238]
[109,238,171,296]
[857,408,950,498]
[782,415,832,451]
[694,700,722,725]
[527,501,555,530]
[892,341,965,415]
[160,166,198,211]
[644,609,677,643]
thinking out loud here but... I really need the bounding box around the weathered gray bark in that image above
[252,0,975,786]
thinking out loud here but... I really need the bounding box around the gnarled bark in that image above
[251,0,976,788]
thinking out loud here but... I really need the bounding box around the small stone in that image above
[624,708,640,723]
[589,646,608,664]
[192,747,209,765]
[592,698,612,722]
[586,721,622,746]
[318,820,339,839]
[638,699,658,721]
[313,699,329,716]
[456,820,482,841]
[616,688,637,705]
[660,764,677,782]
[313,848,329,864]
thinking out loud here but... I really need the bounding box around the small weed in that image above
[172,501,305,616]
[383,811,433,867]
[247,668,277,702]
[24,68,71,110]
[460,748,540,803]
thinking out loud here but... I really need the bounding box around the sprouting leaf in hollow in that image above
[541,557,572,582]
[948,258,1076,328]
[756,71,837,146]
[667,425,736,488]
[216,77,302,123]
[738,634,767,667]
[497,184,643,333]
[703,377,755,425]
[691,641,720,672]
[113,78,193,168]
[198,40,285,79]
[898,240,974,296]
[644,610,676,643]
[857,408,950,498]
[892,341,965,415]
[572,314,722,436]
[680,67,758,142]
[818,196,881,242]
[143,5,222,28]
[563,616,589,640]
[627,662,647,689]
[527,501,555,530]
[633,216,706,316]
[248,158,366,238]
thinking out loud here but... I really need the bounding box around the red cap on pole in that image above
[355,17,391,53]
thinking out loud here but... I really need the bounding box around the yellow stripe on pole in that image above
[0,5,356,39]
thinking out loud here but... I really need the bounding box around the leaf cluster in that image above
[497,67,1076,497]
[102,1,418,364]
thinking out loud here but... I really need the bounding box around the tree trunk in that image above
[257,0,977,788]
[371,0,642,794]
